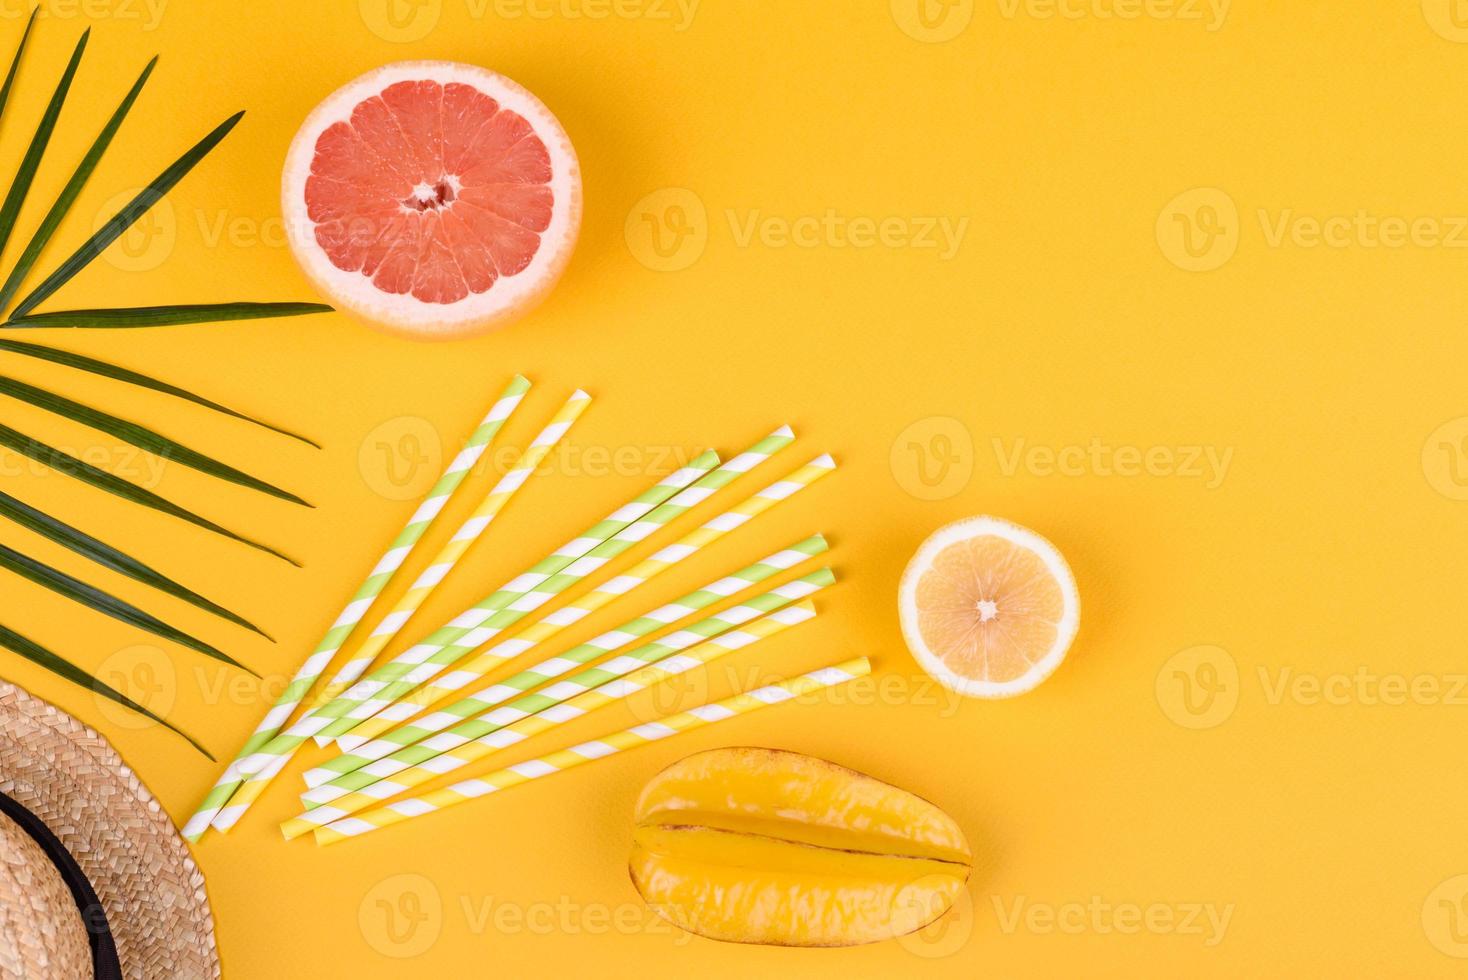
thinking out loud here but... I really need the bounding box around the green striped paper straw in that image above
[291,579,829,825]
[222,452,724,790]
[306,388,590,725]
[209,454,720,833]
[205,385,588,834]
[181,375,530,842]
[312,426,797,746]
[286,602,819,837]
[332,427,805,752]
[291,450,729,743]
[310,657,872,845]
[306,535,829,787]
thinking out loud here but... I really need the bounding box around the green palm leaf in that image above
[0,621,211,758]
[0,9,37,126]
[3,301,333,329]
[0,421,299,565]
[0,374,311,506]
[0,55,155,312]
[0,29,87,264]
[0,19,322,758]
[11,110,244,319]
[0,541,253,674]
[0,488,270,639]
[0,337,319,446]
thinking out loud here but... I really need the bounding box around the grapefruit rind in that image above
[282,61,582,340]
[898,515,1080,699]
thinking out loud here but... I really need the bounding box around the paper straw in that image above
[305,576,829,800]
[312,656,873,845]
[333,450,829,752]
[309,448,729,740]
[204,388,590,832]
[224,450,726,786]
[303,568,833,803]
[333,449,833,751]
[212,449,726,831]
[285,601,819,837]
[308,388,593,714]
[310,535,830,784]
[181,375,530,841]
[319,429,805,745]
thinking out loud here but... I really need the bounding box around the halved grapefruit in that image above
[899,516,1080,698]
[283,61,581,340]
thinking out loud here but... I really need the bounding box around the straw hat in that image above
[0,681,220,979]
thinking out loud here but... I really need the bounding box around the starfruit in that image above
[629,747,972,947]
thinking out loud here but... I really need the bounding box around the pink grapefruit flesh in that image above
[283,62,581,340]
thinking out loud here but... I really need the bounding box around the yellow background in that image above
[0,0,1464,975]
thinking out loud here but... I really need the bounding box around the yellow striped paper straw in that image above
[303,448,730,743]
[182,375,530,841]
[223,451,725,789]
[300,569,832,804]
[283,602,818,837]
[317,429,799,747]
[309,388,591,716]
[333,448,834,752]
[308,536,829,786]
[208,389,590,832]
[313,655,872,844]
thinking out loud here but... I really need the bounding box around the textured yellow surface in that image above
[630,747,971,947]
[0,1,1465,975]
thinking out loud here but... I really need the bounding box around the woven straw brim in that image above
[0,682,220,979]
[0,809,92,977]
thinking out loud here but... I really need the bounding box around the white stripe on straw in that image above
[181,375,530,841]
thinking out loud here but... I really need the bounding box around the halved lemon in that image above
[898,516,1079,698]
